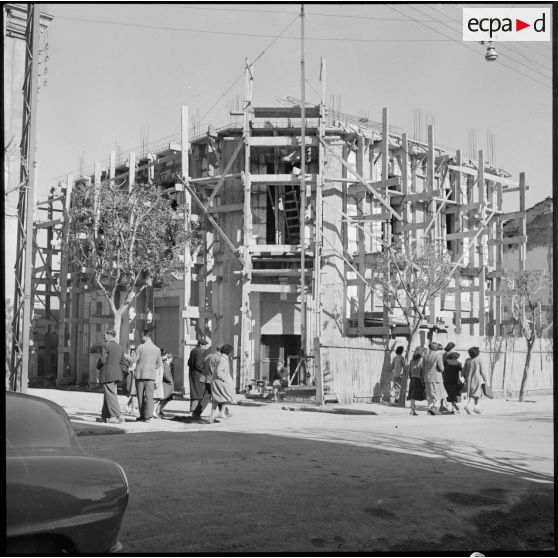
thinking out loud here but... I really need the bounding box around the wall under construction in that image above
[32,63,552,402]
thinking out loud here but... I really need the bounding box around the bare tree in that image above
[504,270,552,402]
[371,238,455,405]
[69,181,199,342]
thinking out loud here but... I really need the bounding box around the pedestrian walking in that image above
[443,350,463,414]
[210,344,236,422]
[154,349,175,418]
[191,347,224,420]
[97,329,125,424]
[134,329,162,423]
[188,339,209,412]
[423,342,448,415]
[407,346,426,415]
[391,346,406,402]
[462,346,488,414]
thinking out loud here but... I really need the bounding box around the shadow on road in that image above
[79,430,554,554]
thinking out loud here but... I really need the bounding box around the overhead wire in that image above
[388,4,551,89]
[423,4,552,78]
[54,14,458,42]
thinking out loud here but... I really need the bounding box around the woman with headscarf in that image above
[210,344,237,422]
[443,350,463,414]
[462,346,488,414]
[407,346,426,415]
[423,342,448,415]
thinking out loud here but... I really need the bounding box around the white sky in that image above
[4,2,553,299]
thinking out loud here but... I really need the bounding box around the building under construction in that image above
[30,62,547,403]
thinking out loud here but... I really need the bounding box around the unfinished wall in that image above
[320,332,553,405]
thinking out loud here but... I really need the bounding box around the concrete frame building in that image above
[30,62,552,401]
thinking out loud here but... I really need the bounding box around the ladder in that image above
[283,184,300,244]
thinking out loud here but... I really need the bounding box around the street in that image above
[33,389,553,553]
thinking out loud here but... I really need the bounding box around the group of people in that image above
[187,339,237,423]
[97,329,174,424]
[392,341,489,416]
[97,329,238,425]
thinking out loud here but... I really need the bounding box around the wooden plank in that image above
[460,317,480,324]
[35,218,63,229]
[447,165,518,187]
[502,186,530,194]
[251,173,316,185]
[390,189,443,202]
[346,326,391,336]
[349,176,401,194]
[248,136,318,147]
[250,284,299,293]
[250,244,301,254]
[207,203,244,214]
[351,212,391,221]
[188,173,242,185]
[251,269,306,276]
[253,106,320,119]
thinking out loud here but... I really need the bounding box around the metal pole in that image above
[10,3,41,392]
[299,4,307,384]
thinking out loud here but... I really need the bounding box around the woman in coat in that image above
[443,351,463,414]
[462,346,488,414]
[210,344,236,422]
[407,346,426,415]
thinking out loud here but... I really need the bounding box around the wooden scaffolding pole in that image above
[240,59,254,390]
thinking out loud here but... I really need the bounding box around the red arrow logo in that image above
[516,18,530,31]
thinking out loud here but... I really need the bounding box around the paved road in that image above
[33,389,554,553]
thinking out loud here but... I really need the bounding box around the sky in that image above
[4,2,553,299]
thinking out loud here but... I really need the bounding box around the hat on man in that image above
[218,344,234,355]
[197,339,209,346]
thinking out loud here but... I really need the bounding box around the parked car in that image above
[6,391,129,554]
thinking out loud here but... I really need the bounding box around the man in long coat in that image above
[99,329,125,424]
[187,339,208,412]
[135,329,162,423]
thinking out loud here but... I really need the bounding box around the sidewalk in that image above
[28,387,553,437]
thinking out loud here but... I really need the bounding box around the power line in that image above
[53,14,457,42]
[171,4,459,22]
[422,4,552,80]
[388,4,551,89]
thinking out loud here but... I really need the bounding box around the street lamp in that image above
[481,41,499,62]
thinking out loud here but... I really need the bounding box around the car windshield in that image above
[6,393,78,449]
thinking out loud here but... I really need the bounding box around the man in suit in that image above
[98,329,125,424]
[135,329,162,423]
[423,342,447,415]
[187,339,209,412]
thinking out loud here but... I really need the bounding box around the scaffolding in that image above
[30,58,528,402]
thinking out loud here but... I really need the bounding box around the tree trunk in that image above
[398,324,421,406]
[518,337,534,402]
[113,308,124,345]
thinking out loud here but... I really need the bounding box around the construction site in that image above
[22,53,554,405]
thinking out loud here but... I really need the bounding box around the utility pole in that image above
[10,4,41,392]
[299,3,307,383]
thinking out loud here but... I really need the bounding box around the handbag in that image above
[482,383,494,399]
[457,380,466,394]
